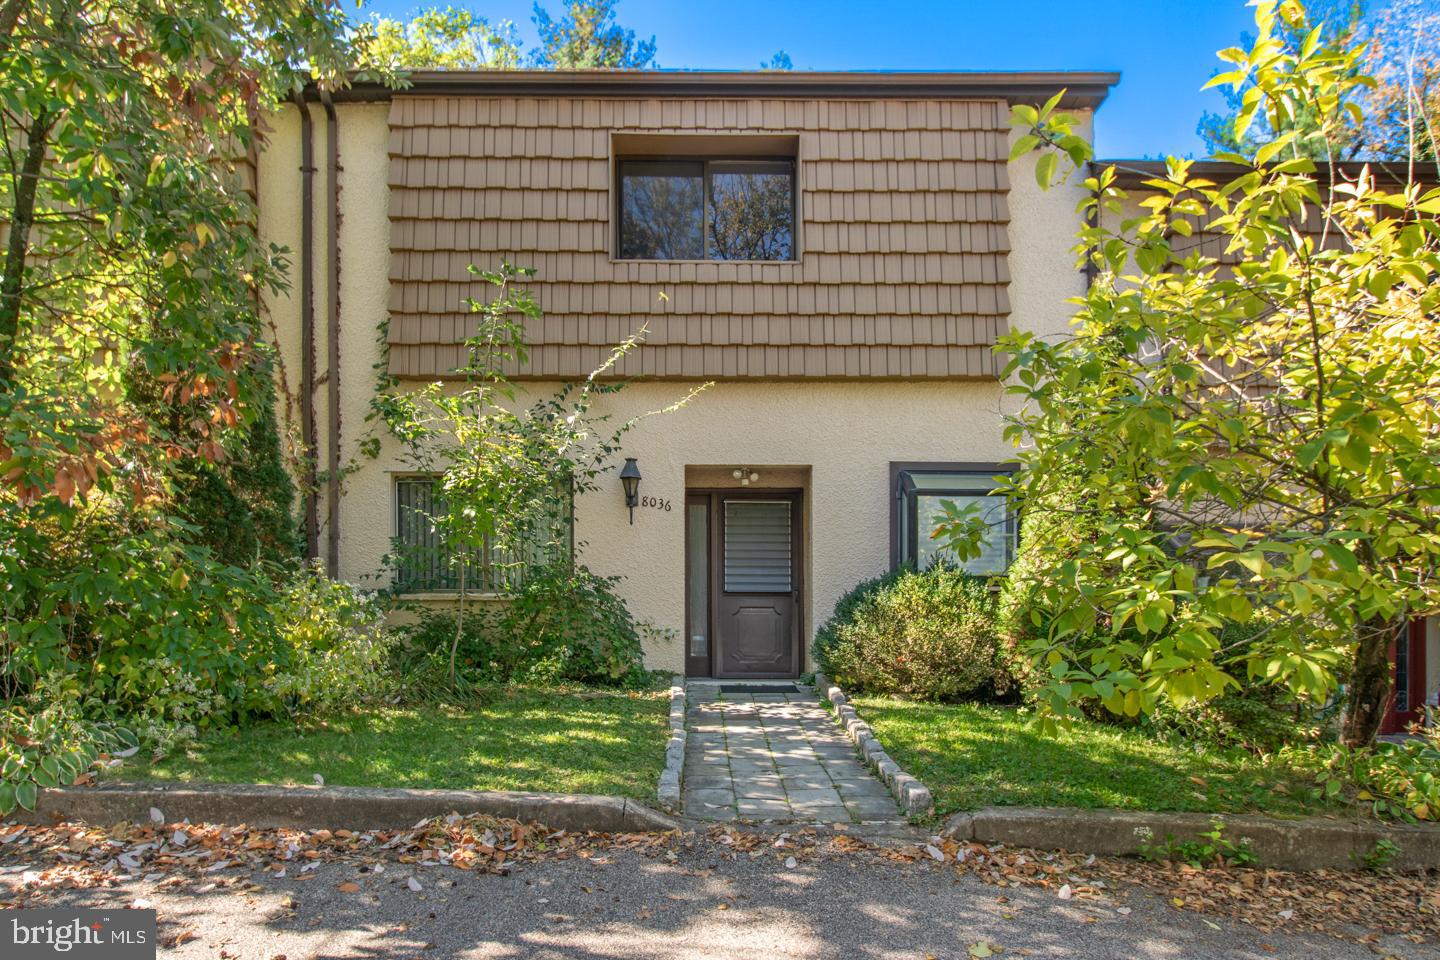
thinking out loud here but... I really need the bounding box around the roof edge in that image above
[321,69,1120,109]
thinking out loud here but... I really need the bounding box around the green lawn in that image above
[124,689,669,799]
[851,697,1339,818]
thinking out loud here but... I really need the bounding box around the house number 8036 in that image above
[640,496,672,512]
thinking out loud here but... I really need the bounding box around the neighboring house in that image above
[257,69,1438,706]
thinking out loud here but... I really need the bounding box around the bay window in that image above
[891,464,1016,575]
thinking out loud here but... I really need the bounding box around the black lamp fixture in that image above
[619,457,642,524]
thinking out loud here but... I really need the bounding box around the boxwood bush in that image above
[814,566,1004,701]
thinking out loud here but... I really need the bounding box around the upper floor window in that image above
[892,465,1016,576]
[617,158,795,262]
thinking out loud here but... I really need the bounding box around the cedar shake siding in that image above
[386,95,1016,381]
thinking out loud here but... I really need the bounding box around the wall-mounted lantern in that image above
[620,457,642,524]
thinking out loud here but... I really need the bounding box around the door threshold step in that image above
[717,684,800,694]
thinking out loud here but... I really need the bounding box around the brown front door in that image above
[685,491,802,678]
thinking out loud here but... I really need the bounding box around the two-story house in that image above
[257,70,1438,711]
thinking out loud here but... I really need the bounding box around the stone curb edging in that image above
[656,674,687,812]
[943,805,1440,872]
[16,782,680,835]
[814,672,934,817]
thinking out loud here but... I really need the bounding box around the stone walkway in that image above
[682,683,902,823]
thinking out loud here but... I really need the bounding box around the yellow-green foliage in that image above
[1005,0,1440,743]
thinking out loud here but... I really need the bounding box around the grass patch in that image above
[123,689,669,799]
[851,697,1339,817]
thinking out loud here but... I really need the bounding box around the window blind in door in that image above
[723,500,792,593]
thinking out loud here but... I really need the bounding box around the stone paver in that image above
[681,683,902,824]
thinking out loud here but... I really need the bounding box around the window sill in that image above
[609,257,800,266]
[395,592,507,601]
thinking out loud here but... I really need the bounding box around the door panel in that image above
[725,603,789,664]
[715,496,800,678]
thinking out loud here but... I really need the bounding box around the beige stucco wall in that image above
[1004,113,1092,349]
[258,102,394,562]
[257,99,1090,673]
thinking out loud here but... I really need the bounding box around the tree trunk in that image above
[0,0,28,39]
[0,108,51,389]
[1341,614,1401,748]
[449,558,466,686]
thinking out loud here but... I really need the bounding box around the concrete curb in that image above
[17,782,681,835]
[815,672,934,817]
[943,805,1440,872]
[656,674,687,813]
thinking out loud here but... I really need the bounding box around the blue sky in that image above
[354,0,1259,158]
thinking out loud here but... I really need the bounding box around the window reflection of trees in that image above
[619,166,703,259]
[619,159,794,261]
[708,167,793,261]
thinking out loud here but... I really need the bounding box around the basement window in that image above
[617,157,796,261]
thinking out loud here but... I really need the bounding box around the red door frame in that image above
[1380,619,1428,734]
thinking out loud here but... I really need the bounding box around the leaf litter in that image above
[876,832,1438,945]
[0,814,669,903]
[0,818,1434,948]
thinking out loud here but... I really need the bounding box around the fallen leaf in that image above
[784,856,797,869]
[968,942,998,958]
[148,807,164,824]
[407,877,423,892]
[1057,884,1073,900]
[336,882,360,893]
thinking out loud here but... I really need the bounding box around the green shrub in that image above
[818,567,1002,701]
[0,675,138,814]
[266,567,393,712]
[390,561,649,694]
[1315,734,1440,823]
[2,506,289,729]
[993,481,1103,705]
[499,562,650,684]
[812,567,906,678]
[1140,616,1323,751]
[389,606,507,696]
[1145,685,1321,753]
[994,493,1318,747]
[0,500,405,811]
